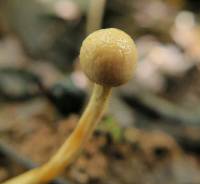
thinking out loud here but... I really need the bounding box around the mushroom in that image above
[3,28,137,184]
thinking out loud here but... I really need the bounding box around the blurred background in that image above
[0,0,200,183]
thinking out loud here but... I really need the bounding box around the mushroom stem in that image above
[86,0,107,34]
[2,84,111,184]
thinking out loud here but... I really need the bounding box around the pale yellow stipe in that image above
[86,0,107,34]
[2,84,111,184]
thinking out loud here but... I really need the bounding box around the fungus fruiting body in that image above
[80,28,137,86]
[3,28,137,184]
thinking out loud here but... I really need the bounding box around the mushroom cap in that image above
[80,28,137,87]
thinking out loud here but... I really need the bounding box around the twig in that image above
[122,90,200,126]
